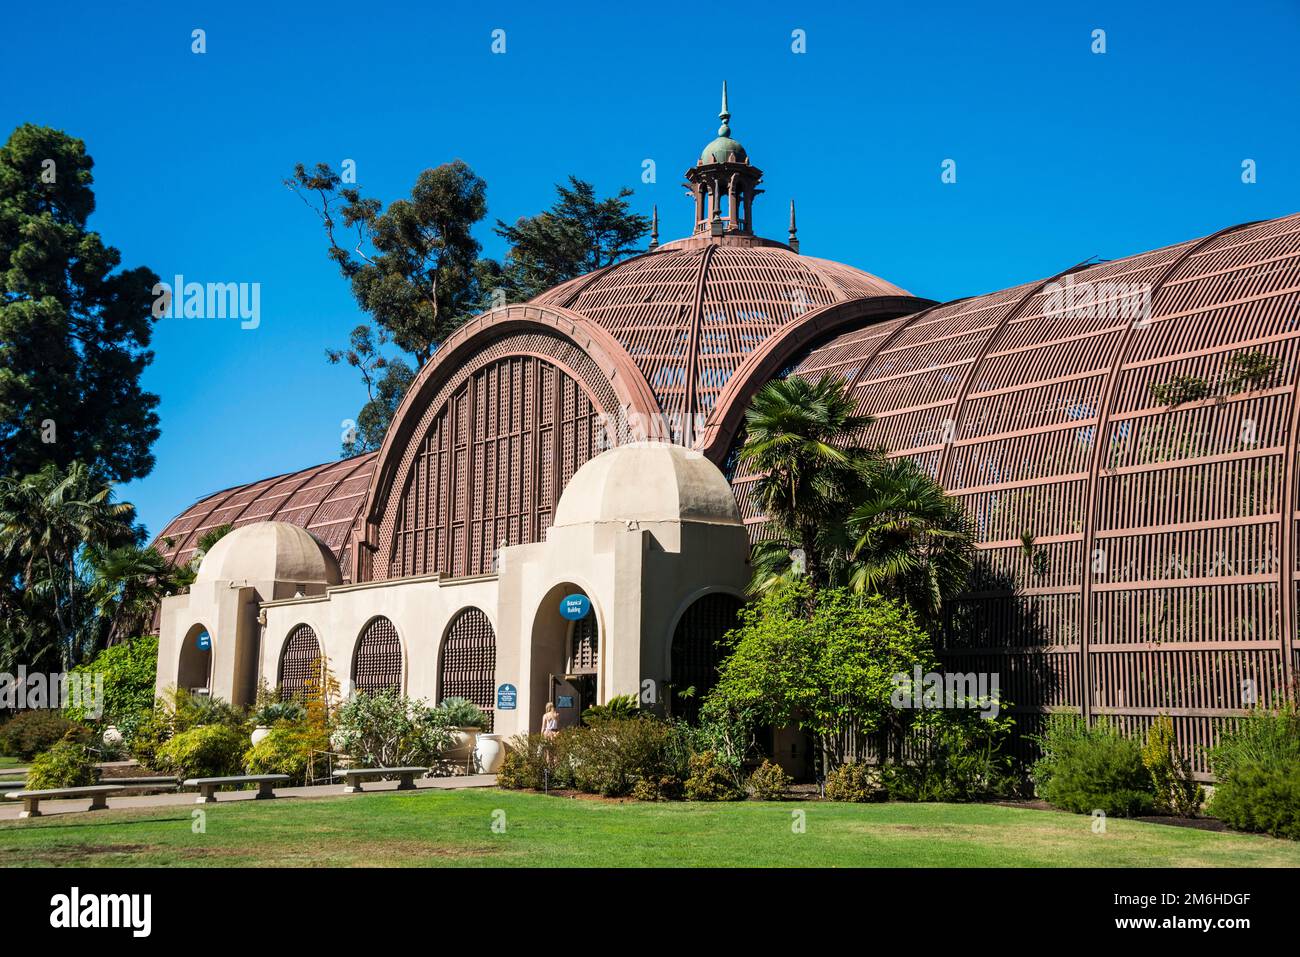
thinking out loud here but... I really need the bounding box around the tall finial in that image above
[718,80,731,137]
[649,204,659,250]
[788,199,799,252]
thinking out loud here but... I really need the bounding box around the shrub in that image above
[331,691,456,767]
[128,705,174,770]
[581,694,641,725]
[63,635,158,728]
[244,724,327,785]
[631,775,684,801]
[1209,705,1300,839]
[1032,715,1154,817]
[1141,715,1204,816]
[253,700,307,727]
[825,762,884,802]
[0,710,92,760]
[436,696,489,730]
[154,724,246,779]
[566,718,688,798]
[497,731,577,790]
[884,709,1024,802]
[26,736,97,789]
[747,759,792,800]
[1209,760,1300,840]
[684,751,745,801]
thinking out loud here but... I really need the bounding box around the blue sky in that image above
[3,1,1298,538]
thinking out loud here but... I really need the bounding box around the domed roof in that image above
[531,239,913,417]
[700,135,746,164]
[552,443,742,528]
[195,521,343,585]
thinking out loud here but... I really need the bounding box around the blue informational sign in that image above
[557,695,575,709]
[497,683,517,711]
[197,632,211,651]
[559,593,591,620]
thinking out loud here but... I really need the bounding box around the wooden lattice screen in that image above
[671,593,744,722]
[277,624,321,698]
[352,616,403,694]
[570,612,599,674]
[440,608,497,731]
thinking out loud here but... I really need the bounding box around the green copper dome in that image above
[700,135,746,164]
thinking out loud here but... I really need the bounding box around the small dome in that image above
[195,521,342,585]
[553,443,742,528]
[700,135,746,164]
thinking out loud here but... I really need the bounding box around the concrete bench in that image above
[105,776,181,790]
[182,774,290,803]
[4,784,125,818]
[333,766,427,793]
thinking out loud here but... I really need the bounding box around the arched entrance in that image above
[440,608,497,730]
[178,623,212,694]
[670,592,744,722]
[529,582,599,732]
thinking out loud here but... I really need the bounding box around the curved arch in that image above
[351,615,405,695]
[277,623,323,698]
[666,590,746,722]
[178,623,213,693]
[699,295,937,462]
[528,579,605,730]
[438,606,498,728]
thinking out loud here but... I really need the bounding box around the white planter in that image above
[250,725,272,746]
[102,725,123,746]
[475,733,504,773]
[446,726,479,763]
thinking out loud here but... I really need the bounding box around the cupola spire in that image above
[686,83,764,239]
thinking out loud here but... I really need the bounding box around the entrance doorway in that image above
[529,583,600,732]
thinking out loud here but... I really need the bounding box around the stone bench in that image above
[182,774,290,803]
[4,784,125,818]
[333,767,427,793]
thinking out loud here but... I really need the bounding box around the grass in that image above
[1,788,1298,867]
[0,756,22,770]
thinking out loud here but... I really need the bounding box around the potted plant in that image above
[251,700,306,745]
[437,697,489,765]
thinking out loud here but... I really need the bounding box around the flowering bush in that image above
[331,691,456,767]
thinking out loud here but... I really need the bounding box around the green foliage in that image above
[566,718,688,798]
[824,763,884,802]
[1032,715,1154,817]
[253,699,307,727]
[127,689,249,770]
[746,759,792,800]
[1148,350,1283,409]
[64,634,158,727]
[1208,705,1300,839]
[1148,375,1212,408]
[154,724,246,779]
[436,696,489,730]
[244,723,329,786]
[675,703,758,791]
[331,691,455,767]
[1209,760,1300,840]
[495,177,650,300]
[0,124,161,484]
[0,710,92,759]
[1141,715,1204,816]
[328,325,415,456]
[684,751,745,801]
[884,708,1023,802]
[26,735,97,789]
[706,580,936,768]
[581,693,641,725]
[497,732,574,791]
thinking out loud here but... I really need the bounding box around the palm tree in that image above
[0,462,137,666]
[738,375,876,589]
[88,544,180,644]
[845,457,974,626]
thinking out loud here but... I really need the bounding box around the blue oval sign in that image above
[559,594,591,620]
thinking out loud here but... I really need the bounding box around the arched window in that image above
[570,612,599,674]
[352,617,403,694]
[440,608,497,730]
[278,624,322,699]
[671,593,744,722]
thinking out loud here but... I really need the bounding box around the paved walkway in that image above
[0,774,497,821]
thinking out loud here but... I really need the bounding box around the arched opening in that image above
[352,616,403,694]
[178,623,212,695]
[529,583,599,732]
[670,592,744,722]
[278,624,322,699]
[440,608,497,730]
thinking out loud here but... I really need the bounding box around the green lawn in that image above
[0,756,22,770]
[1,788,1297,867]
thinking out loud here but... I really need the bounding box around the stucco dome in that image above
[552,442,742,528]
[194,521,342,585]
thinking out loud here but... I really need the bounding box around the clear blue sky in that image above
[3,1,1297,539]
